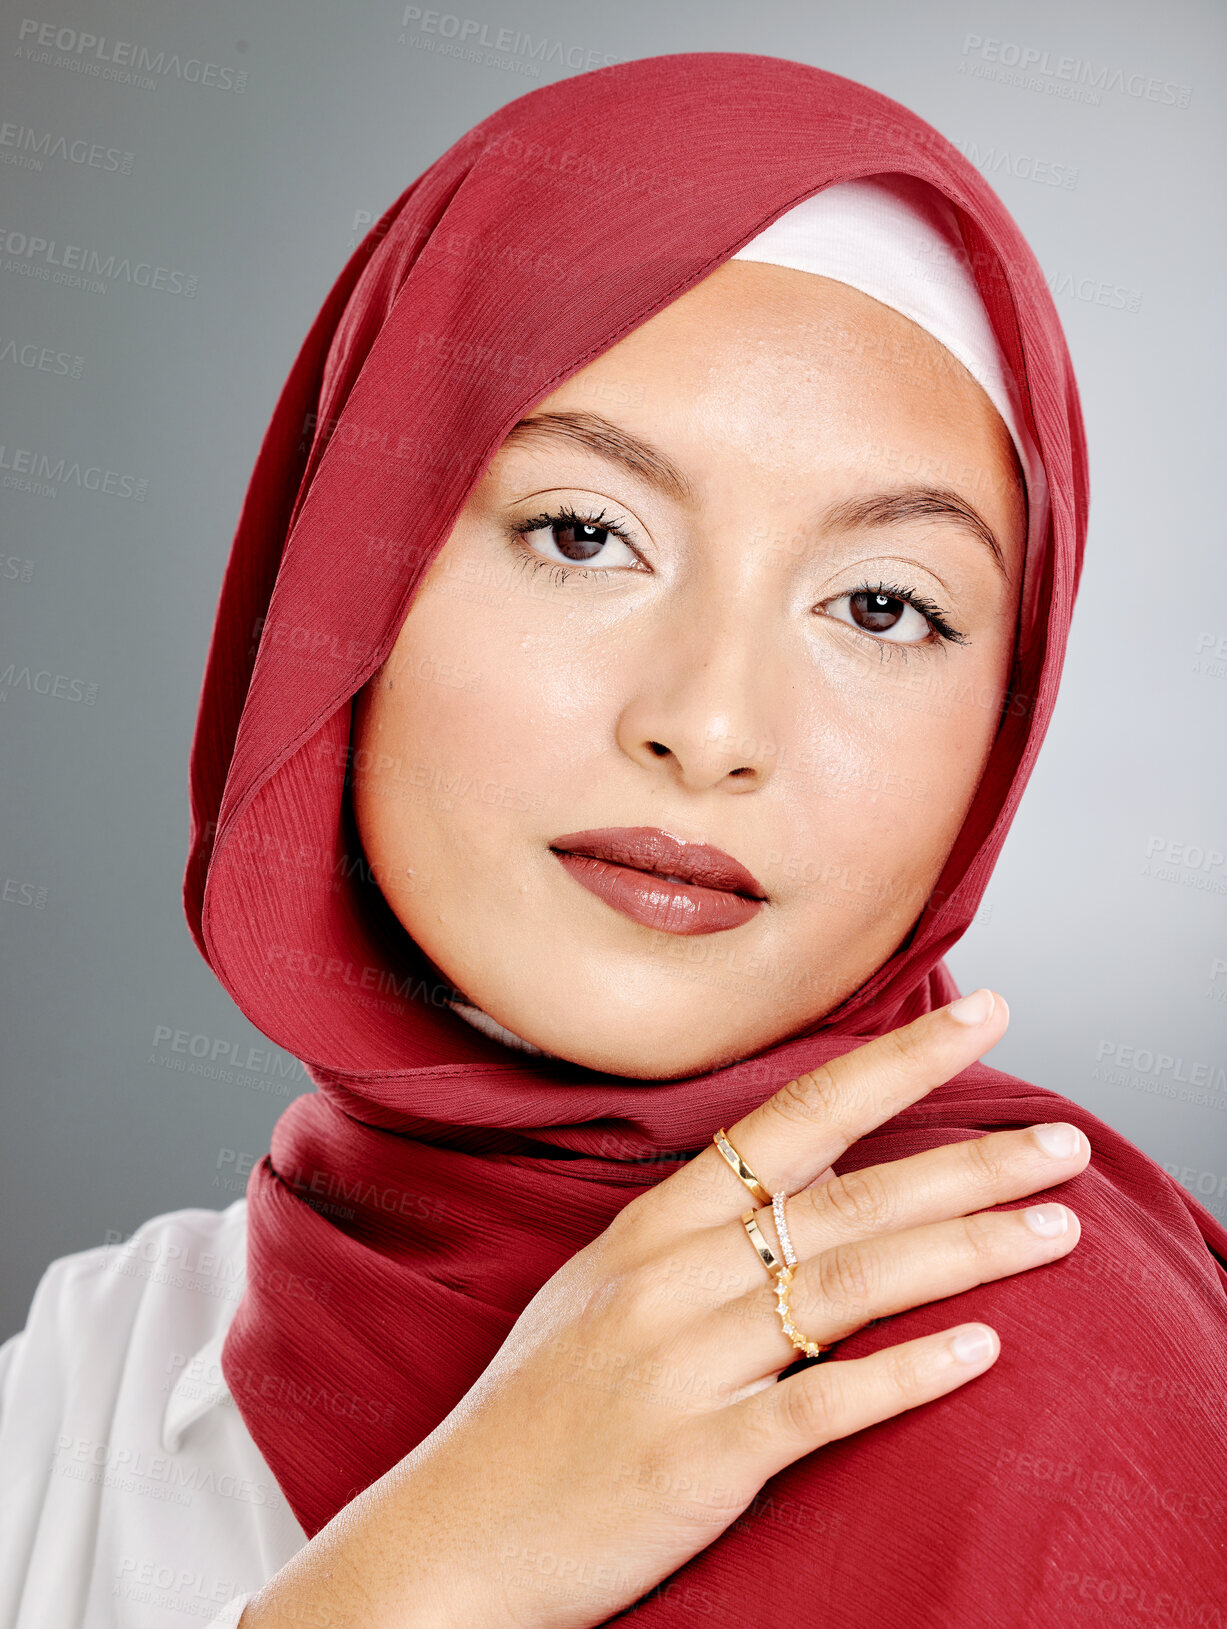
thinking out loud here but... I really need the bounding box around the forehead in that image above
[549,262,1006,437]
[535,262,1024,534]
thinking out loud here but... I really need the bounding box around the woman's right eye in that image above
[514,507,641,571]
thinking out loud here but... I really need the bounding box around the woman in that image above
[2,51,1224,1629]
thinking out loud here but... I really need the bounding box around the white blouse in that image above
[0,1199,306,1629]
[0,1003,547,1629]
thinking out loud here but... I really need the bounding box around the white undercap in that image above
[731,173,1050,641]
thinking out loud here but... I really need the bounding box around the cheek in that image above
[355,585,578,859]
[782,651,1003,915]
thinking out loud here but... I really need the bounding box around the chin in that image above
[539,1019,770,1081]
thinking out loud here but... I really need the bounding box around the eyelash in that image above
[509,504,638,589]
[851,578,967,648]
[507,506,968,650]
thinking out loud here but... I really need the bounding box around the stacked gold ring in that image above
[713,1128,772,1205]
[741,1209,783,1276]
[771,1263,829,1359]
[714,1128,831,1362]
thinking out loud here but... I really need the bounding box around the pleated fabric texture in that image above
[182,51,1227,1622]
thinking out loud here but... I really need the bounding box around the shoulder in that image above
[842,1057,1227,1489]
[0,1201,251,1481]
[809,1068,1227,1621]
[0,1201,306,1628]
[872,1057,1227,1300]
[2,1200,249,1386]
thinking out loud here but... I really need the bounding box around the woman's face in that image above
[351,264,1027,1078]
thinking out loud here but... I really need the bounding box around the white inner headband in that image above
[730,173,1049,638]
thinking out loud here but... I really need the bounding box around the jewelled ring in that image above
[741,1209,783,1278]
[773,1264,831,1360]
[772,1189,798,1268]
[713,1128,772,1206]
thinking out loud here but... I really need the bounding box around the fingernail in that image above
[1032,1122,1080,1159]
[1024,1204,1069,1237]
[950,1325,996,1364]
[947,988,995,1026]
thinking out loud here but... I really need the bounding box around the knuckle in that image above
[958,1210,1005,1270]
[963,1132,1009,1190]
[777,1373,839,1444]
[816,1241,876,1315]
[620,1256,664,1305]
[592,1253,669,1326]
[820,1167,893,1233]
[583,1209,642,1276]
[882,1339,929,1401]
[599,1201,642,1252]
[877,1019,927,1075]
[770,1062,844,1129]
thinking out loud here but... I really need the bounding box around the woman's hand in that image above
[240,989,1089,1629]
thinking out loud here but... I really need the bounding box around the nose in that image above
[614,602,781,793]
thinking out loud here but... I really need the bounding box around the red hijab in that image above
[184,53,1227,1621]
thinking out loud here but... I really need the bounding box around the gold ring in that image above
[741,1209,782,1278]
[773,1264,830,1360]
[713,1128,772,1206]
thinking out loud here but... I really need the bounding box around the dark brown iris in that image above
[849,589,905,632]
[552,521,608,562]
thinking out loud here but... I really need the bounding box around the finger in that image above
[667,988,1009,1222]
[786,1200,1080,1347]
[720,1320,1000,1484]
[709,1197,1078,1371]
[651,1129,1082,1347]
[784,1121,1091,1255]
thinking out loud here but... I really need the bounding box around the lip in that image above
[549,826,767,937]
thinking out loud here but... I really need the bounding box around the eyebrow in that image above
[820,487,1008,579]
[502,410,697,506]
[503,410,1006,577]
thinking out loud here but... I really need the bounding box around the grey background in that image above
[2,0,1223,1338]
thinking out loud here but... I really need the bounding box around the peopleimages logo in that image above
[0,334,83,377]
[952,138,1078,192]
[397,7,619,72]
[0,122,134,176]
[959,33,1192,108]
[0,226,197,297]
[0,441,147,499]
[15,18,248,93]
[0,663,98,704]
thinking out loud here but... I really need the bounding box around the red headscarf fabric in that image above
[184,52,1227,1621]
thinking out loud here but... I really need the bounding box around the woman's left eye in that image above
[513,507,639,571]
[820,584,963,646]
